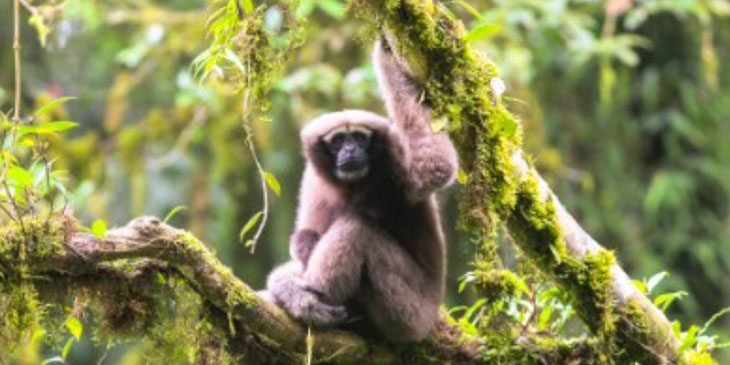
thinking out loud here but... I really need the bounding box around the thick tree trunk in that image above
[350,0,681,364]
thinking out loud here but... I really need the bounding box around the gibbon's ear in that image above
[300,110,391,157]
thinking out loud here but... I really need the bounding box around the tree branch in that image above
[349,1,681,364]
[0,216,609,363]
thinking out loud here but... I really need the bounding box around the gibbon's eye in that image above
[351,131,369,147]
[327,133,346,152]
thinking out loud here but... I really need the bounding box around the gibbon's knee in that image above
[303,217,367,304]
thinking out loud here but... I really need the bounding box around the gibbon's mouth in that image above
[336,166,369,181]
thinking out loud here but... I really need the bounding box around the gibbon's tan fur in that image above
[261,39,458,342]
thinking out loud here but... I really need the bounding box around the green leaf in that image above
[19,121,79,136]
[456,169,468,185]
[464,22,499,43]
[242,0,254,15]
[32,329,46,344]
[66,317,83,340]
[264,171,281,196]
[91,220,107,238]
[654,291,687,312]
[157,273,167,285]
[318,0,346,19]
[538,305,553,331]
[239,211,263,242]
[679,325,699,353]
[44,121,79,132]
[646,271,668,294]
[34,96,76,117]
[8,166,33,188]
[498,114,517,137]
[163,205,187,223]
[224,48,246,74]
[632,280,647,295]
[62,338,73,360]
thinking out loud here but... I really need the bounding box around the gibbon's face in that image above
[322,125,373,182]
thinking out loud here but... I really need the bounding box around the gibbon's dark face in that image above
[323,125,373,182]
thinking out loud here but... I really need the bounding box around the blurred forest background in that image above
[1,0,730,363]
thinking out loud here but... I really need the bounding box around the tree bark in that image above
[0,216,604,363]
[350,1,681,364]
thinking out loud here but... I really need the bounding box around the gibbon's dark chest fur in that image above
[337,169,446,280]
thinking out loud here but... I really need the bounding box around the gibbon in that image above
[261,39,458,342]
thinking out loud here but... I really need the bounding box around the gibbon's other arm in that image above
[289,164,331,264]
[373,40,458,201]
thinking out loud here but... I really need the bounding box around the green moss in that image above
[351,0,686,362]
[474,268,528,304]
[680,350,718,365]
[0,216,65,261]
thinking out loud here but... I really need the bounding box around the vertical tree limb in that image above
[350,1,681,363]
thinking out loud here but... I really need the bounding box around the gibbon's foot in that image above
[286,281,348,326]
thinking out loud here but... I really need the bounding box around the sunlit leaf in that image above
[265,171,281,196]
[456,169,468,185]
[538,305,553,331]
[498,114,517,137]
[32,329,46,344]
[19,121,79,136]
[28,13,50,47]
[654,291,687,312]
[646,271,668,294]
[239,211,263,242]
[91,220,107,238]
[242,0,254,15]
[8,166,33,187]
[62,338,73,359]
[66,317,83,340]
[318,0,346,19]
[465,22,499,43]
[34,96,76,117]
[19,137,34,147]
[679,325,699,353]
[224,48,246,74]
[633,280,647,294]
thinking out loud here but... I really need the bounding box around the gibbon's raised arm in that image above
[373,40,458,201]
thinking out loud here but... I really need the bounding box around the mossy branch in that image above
[1,216,604,363]
[350,0,681,364]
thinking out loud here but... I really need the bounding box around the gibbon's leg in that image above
[264,260,348,326]
[359,231,440,342]
[373,40,458,200]
[266,216,370,326]
[303,217,438,341]
[302,216,368,305]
